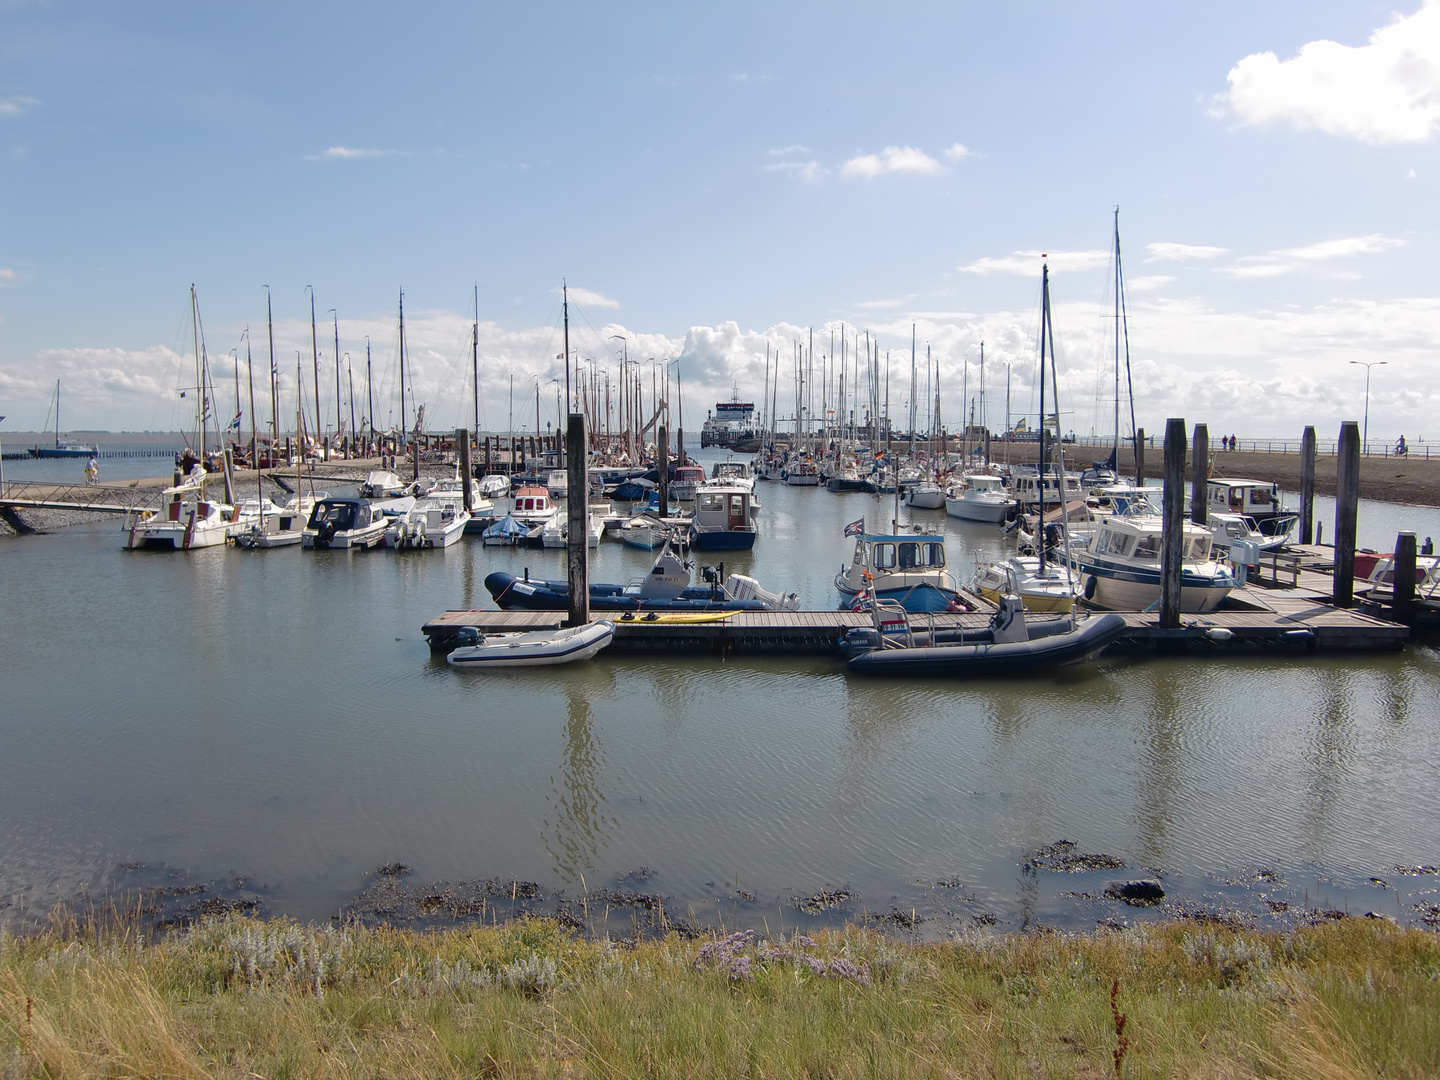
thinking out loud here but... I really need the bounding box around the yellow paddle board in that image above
[615,610,742,624]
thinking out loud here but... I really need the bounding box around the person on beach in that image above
[84,455,98,484]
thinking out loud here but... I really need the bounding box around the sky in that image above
[1,0,1437,443]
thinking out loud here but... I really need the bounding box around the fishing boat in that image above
[30,380,98,458]
[481,513,534,547]
[688,482,757,550]
[447,620,615,669]
[972,556,1083,613]
[301,497,389,550]
[510,485,558,526]
[1071,515,1237,612]
[944,473,1018,522]
[484,541,789,612]
[840,595,1128,677]
[834,527,969,612]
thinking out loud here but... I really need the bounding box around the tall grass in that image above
[1,913,1435,1078]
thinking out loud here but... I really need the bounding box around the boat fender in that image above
[1083,574,1098,600]
[1205,627,1234,642]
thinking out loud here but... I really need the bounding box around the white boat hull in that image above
[945,495,1013,522]
[447,620,615,668]
[905,485,947,509]
[302,521,388,550]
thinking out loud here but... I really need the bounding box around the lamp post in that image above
[1349,360,1386,453]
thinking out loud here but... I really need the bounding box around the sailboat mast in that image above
[398,289,407,450]
[1038,264,1048,576]
[562,281,570,412]
[308,288,320,454]
[54,379,60,449]
[978,341,985,466]
[266,288,277,462]
[347,354,356,456]
[332,311,341,454]
[473,284,480,433]
[365,337,374,455]
[246,331,256,470]
[192,285,205,465]
[1113,207,1121,466]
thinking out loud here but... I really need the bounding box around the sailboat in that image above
[30,380,98,458]
[124,287,240,550]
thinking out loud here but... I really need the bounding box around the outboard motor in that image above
[839,626,883,660]
[988,595,1029,644]
[453,626,481,648]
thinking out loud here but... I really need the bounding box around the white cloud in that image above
[1217,1,1440,143]
[1127,276,1175,291]
[1229,233,1404,277]
[768,145,810,156]
[0,96,38,117]
[1146,242,1228,262]
[941,142,970,161]
[762,160,827,182]
[841,145,943,178]
[310,146,394,160]
[563,286,619,309]
[0,268,20,282]
[958,249,1110,275]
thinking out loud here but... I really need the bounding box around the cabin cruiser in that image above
[425,474,494,516]
[302,497,390,550]
[1071,515,1236,612]
[233,492,326,549]
[835,529,968,612]
[123,480,238,550]
[669,464,707,501]
[387,494,471,549]
[708,458,755,491]
[945,473,1018,523]
[1010,466,1085,510]
[360,470,411,499]
[1206,478,1298,541]
[546,469,569,500]
[689,483,758,550]
[510,485,557,526]
[1207,511,1286,561]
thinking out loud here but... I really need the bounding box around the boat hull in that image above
[484,572,766,612]
[844,613,1127,677]
[1078,560,1234,613]
[447,621,615,668]
[688,527,756,551]
[945,496,1013,523]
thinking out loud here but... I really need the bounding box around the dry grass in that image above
[0,913,1435,1078]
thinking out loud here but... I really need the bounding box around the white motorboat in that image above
[447,620,616,669]
[427,474,494,517]
[1010,467,1084,511]
[972,556,1083,613]
[541,515,568,549]
[945,474,1017,522]
[302,497,390,550]
[1206,478,1299,541]
[234,492,325,549]
[479,473,512,498]
[620,513,673,550]
[904,480,946,509]
[481,513,534,547]
[510,485,558,526]
[834,528,965,611]
[361,470,411,499]
[1072,514,1236,612]
[1207,511,1286,561]
[669,464,707,501]
[546,469,569,500]
[387,495,471,549]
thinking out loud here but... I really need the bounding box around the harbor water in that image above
[2,444,1439,935]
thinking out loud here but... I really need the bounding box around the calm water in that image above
[2,446,1439,935]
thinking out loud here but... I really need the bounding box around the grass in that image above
[1,912,1436,1078]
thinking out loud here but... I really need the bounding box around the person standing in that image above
[84,455,98,484]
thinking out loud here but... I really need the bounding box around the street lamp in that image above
[1349,360,1386,453]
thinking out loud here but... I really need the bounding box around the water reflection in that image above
[1304,667,1356,862]
[1134,667,1185,868]
[542,673,616,884]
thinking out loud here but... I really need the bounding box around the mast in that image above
[347,353,356,457]
[332,310,341,455]
[54,379,60,449]
[473,284,481,434]
[1114,206,1137,472]
[246,330,256,474]
[1038,263,1049,576]
[909,323,916,456]
[978,341,986,466]
[192,285,205,467]
[398,289,407,450]
[307,287,320,454]
[933,345,942,477]
[265,288,277,463]
[562,281,571,411]
[365,337,374,455]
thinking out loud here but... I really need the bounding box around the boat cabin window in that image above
[311,502,357,530]
[1249,488,1273,506]
[1133,535,1160,560]
[698,492,725,512]
[872,543,896,570]
[1098,530,1134,557]
[1188,537,1212,560]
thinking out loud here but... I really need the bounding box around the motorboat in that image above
[944,474,1018,522]
[510,485,557,526]
[620,513,674,550]
[360,470,411,499]
[447,620,615,669]
[834,528,969,612]
[688,483,758,550]
[709,458,755,491]
[387,494,471,549]
[1071,514,1237,612]
[481,513,535,547]
[1008,467,1084,511]
[427,474,494,517]
[301,497,390,550]
[1206,478,1298,541]
[669,464,707,501]
[1207,512,1286,561]
[233,492,325,549]
[479,473,512,499]
[840,595,1128,677]
[546,469,569,500]
[123,480,237,550]
[904,480,946,509]
[972,556,1083,613]
[485,542,790,612]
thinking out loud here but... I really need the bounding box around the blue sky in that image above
[1,1,1437,441]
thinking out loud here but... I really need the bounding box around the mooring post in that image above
[457,428,472,513]
[1191,423,1209,527]
[1135,427,1146,489]
[1299,425,1317,544]
[411,439,420,482]
[657,425,670,517]
[1393,531,1417,626]
[1160,418,1186,629]
[676,426,685,464]
[221,446,236,505]
[565,412,589,628]
[484,435,491,475]
[1333,420,1360,607]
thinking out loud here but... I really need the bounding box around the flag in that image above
[1011,417,1026,432]
[843,517,864,537]
[228,411,242,431]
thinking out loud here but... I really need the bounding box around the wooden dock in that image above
[422,580,1410,656]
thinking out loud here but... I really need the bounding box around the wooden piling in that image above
[221,447,236,505]
[484,436,492,474]
[1160,418,1186,629]
[1190,423,1208,527]
[1393,531,1417,626]
[657,425,670,517]
[1135,427,1145,488]
[565,413,589,628]
[457,428,472,512]
[1333,420,1360,607]
[1299,425,1317,544]
[411,440,420,482]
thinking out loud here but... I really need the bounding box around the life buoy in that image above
[1083,574,1098,600]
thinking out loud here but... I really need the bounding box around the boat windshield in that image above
[871,541,945,570]
[311,502,357,530]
